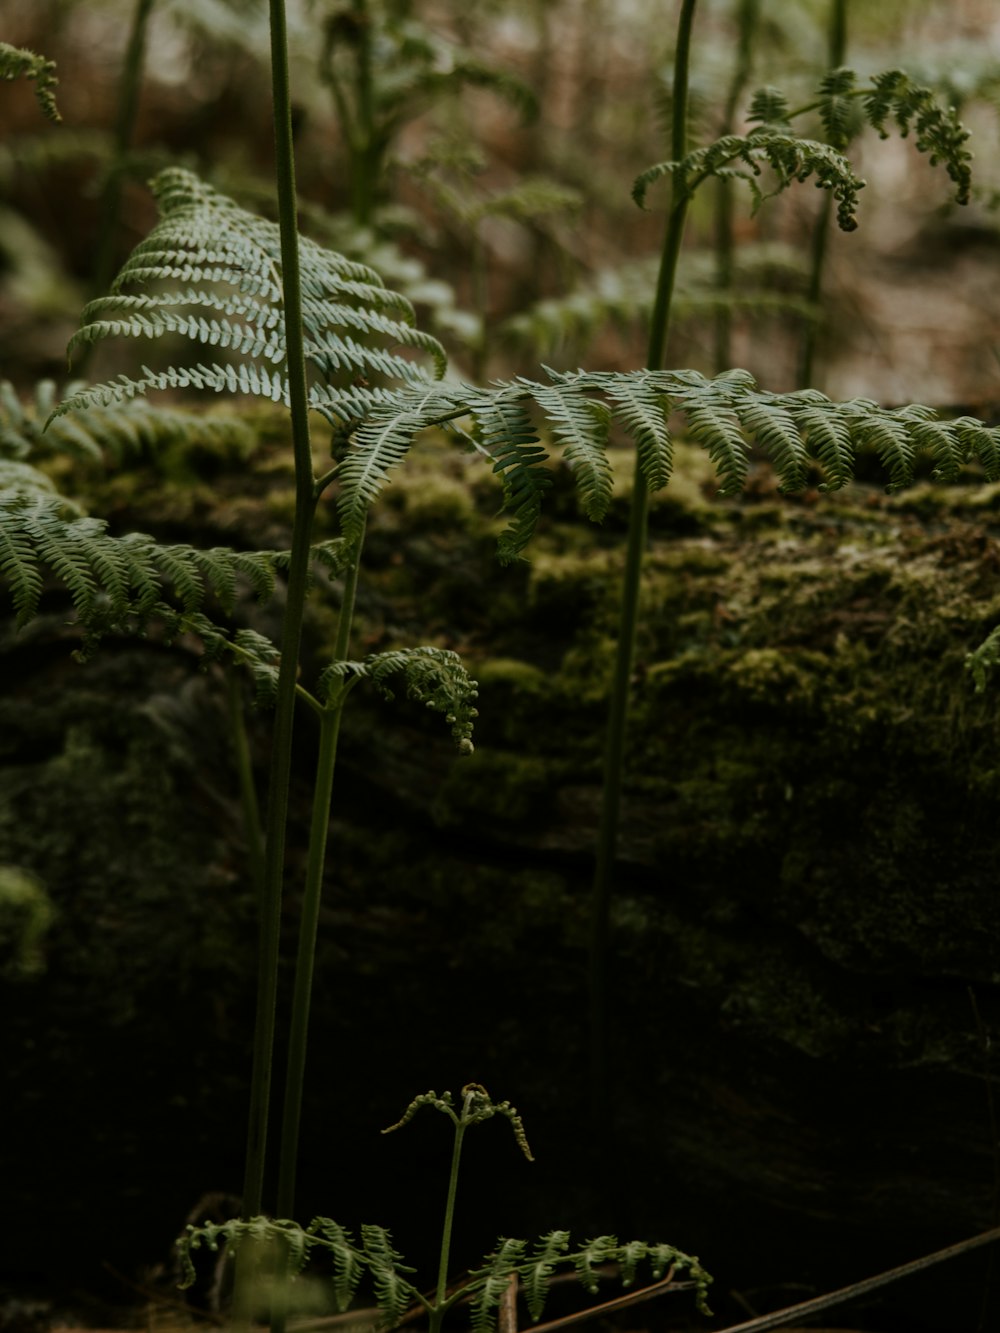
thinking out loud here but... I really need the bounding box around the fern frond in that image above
[318,647,479,752]
[784,399,854,487]
[747,85,790,127]
[634,130,865,231]
[469,394,551,565]
[527,382,612,522]
[0,493,282,681]
[53,168,447,420]
[571,1236,620,1294]
[307,1219,366,1313]
[0,41,60,122]
[2,378,254,468]
[0,457,61,498]
[817,67,860,148]
[520,1231,571,1322]
[334,386,458,543]
[968,626,1000,693]
[731,397,809,492]
[360,1225,421,1329]
[465,369,1000,502]
[599,375,673,492]
[468,1239,527,1333]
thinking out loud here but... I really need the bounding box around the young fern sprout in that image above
[176,1087,713,1331]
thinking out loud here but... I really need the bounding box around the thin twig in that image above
[498,1274,518,1333]
[710,1225,1000,1333]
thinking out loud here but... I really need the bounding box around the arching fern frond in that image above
[0,41,60,123]
[472,369,1000,500]
[633,129,865,231]
[318,646,479,752]
[52,168,447,421]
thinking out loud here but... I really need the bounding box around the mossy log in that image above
[4,423,1000,1326]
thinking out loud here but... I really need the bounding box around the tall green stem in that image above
[88,0,155,307]
[275,528,366,1222]
[588,0,698,1133]
[226,671,266,913]
[351,0,376,226]
[428,1101,471,1333]
[241,0,319,1223]
[798,0,848,387]
[713,0,759,371]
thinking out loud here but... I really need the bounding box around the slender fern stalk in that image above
[90,0,156,303]
[241,0,319,1224]
[226,671,266,912]
[713,0,759,371]
[588,0,698,1133]
[798,0,848,387]
[275,523,367,1223]
[429,1091,474,1333]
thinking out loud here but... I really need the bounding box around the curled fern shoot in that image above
[318,647,479,752]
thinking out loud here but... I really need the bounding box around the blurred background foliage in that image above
[0,0,998,404]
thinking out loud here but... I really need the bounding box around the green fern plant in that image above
[176,1085,713,1332]
[8,2,1000,1312]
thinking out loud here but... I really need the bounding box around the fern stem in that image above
[429,1094,472,1333]
[798,0,849,388]
[588,0,697,1135]
[713,0,759,371]
[226,671,266,913]
[351,0,377,227]
[275,525,365,1223]
[240,0,318,1225]
[90,0,155,303]
[275,704,343,1217]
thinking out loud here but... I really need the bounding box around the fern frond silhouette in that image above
[0,42,60,123]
